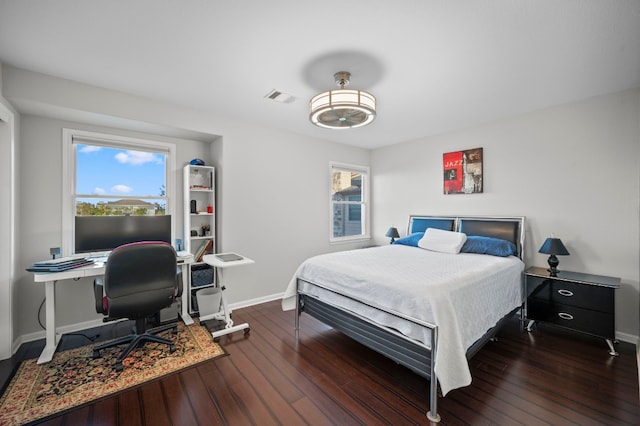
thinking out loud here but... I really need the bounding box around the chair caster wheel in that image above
[244,328,250,335]
[115,363,123,372]
[92,351,100,359]
[169,345,176,353]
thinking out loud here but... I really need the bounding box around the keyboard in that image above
[84,251,110,262]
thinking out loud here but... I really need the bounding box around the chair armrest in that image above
[93,277,106,314]
[175,268,183,298]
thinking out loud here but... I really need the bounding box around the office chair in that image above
[92,241,181,371]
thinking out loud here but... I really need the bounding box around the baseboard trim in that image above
[228,292,284,311]
[616,331,639,345]
[11,317,113,357]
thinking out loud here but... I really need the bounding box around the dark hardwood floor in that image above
[1,300,638,425]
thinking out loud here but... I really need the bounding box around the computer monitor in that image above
[74,215,172,253]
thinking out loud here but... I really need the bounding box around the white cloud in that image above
[114,150,161,165]
[112,184,133,194]
[93,187,106,195]
[79,145,101,153]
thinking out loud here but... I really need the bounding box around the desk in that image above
[32,255,193,364]
[201,253,254,340]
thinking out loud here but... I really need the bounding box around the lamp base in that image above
[547,254,559,276]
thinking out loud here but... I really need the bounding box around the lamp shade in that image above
[385,227,400,239]
[310,89,376,129]
[538,238,570,255]
[385,227,400,244]
[539,237,569,276]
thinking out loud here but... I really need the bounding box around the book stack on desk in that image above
[26,256,94,272]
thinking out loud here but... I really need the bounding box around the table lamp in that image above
[538,237,570,276]
[385,227,400,244]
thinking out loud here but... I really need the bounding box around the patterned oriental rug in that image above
[0,320,225,425]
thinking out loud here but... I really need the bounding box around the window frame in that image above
[62,128,176,255]
[329,161,370,244]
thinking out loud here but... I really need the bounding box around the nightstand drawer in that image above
[528,299,615,339]
[546,279,613,313]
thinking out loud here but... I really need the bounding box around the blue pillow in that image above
[460,236,517,257]
[392,232,424,247]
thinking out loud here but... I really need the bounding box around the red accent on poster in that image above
[443,151,463,194]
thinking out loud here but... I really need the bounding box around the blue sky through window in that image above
[76,144,166,198]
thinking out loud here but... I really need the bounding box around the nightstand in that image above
[524,266,620,356]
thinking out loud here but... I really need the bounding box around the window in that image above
[62,129,176,255]
[330,162,369,243]
[75,143,167,216]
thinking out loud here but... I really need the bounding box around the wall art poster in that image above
[443,147,483,194]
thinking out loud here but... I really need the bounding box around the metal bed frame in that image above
[294,215,525,423]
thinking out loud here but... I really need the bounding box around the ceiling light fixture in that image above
[309,71,376,129]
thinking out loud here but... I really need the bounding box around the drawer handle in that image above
[558,312,574,320]
[557,289,574,297]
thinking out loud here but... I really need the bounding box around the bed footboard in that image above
[296,290,441,423]
[295,290,521,423]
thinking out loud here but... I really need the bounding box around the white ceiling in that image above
[0,0,638,149]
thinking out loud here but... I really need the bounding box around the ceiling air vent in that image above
[264,89,295,104]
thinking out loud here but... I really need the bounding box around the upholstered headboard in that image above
[407,215,525,258]
[408,216,456,234]
[457,217,525,259]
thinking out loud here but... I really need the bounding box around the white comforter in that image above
[282,244,524,395]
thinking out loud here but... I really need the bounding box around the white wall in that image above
[214,125,370,306]
[371,89,640,341]
[4,66,371,345]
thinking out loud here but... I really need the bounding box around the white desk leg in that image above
[210,289,249,339]
[37,280,59,364]
[179,263,194,325]
[204,267,249,340]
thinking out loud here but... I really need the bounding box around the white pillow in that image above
[418,228,467,254]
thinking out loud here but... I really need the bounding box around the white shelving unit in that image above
[183,164,216,314]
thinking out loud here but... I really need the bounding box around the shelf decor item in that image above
[538,237,570,276]
[190,169,207,189]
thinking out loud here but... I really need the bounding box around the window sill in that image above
[330,236,371,245]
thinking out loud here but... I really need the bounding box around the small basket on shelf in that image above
[191,264,214,287]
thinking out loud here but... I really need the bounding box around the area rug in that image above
[0,320,225,425]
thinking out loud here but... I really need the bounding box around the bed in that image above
[282,216,526,422]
